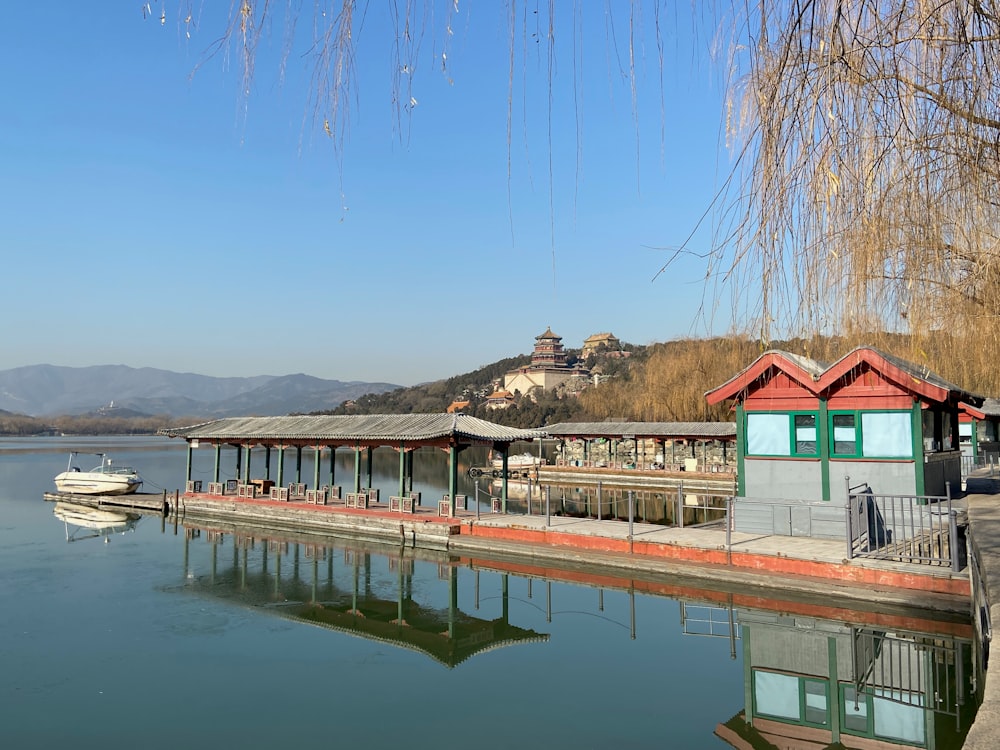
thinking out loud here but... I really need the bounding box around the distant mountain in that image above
[0,365,400,418]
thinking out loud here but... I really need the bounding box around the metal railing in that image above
[851,627,969,728]
[961,452,999,481]
[845,478,962,570]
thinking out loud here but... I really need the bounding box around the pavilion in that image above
[161,413,545,514]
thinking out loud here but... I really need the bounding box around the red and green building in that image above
[705,347,982,537]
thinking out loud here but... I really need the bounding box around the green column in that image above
[501,574,509,623]
[366,447,373,490]
[213,444,221,483]
[329,446,337,486]
[448,445,458,517]
[501,447,510,512]
[818,397,830,501]
[912,400,925,495]
[448,566,458,639]
[186,443,193,481]
[264,445,271,480]
[742,626,753,725]
[828,636,840,743]
[243,444,251,482]
[972,418,980,459]
[313,446,321,490]
[353,446,362,493]
[295,446,303,483]
[277,446,285,487]
[736,403,746,496]
[398,444,406,499]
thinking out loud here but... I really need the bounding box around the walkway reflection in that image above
[171,518,979,747]
[176,523,548,668]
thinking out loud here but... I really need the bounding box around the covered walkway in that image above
[161,414,544,516]
[544,420,737,472]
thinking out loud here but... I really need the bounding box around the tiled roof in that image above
[161,413,545,444]
[543,421,737,439]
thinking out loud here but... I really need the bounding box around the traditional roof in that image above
[704,350,828,404]
[446,400,470,414]
[544,421,736,440]
[706,346,983,407]
[816,347,979,404]
[583,332,619,343]
[961,397,1000,420]
[536,326,560,340]
[160,413,545,446]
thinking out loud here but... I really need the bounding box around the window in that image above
[841,685,926,745]
[753,671,830,727]
[746,412,819,457]
[862,412,912,457]
[747,413,791,455]
[959,423,973,444]
[828,411,913,459]
[832,413,857,455]
[795,414,817,454]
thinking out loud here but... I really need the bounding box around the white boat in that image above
[53,452,143,495]
[491,451,546,469]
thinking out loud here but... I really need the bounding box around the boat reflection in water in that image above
[53,502,141,543]
[172,518,979,745]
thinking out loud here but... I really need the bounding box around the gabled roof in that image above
[706,346,983,407]
[816,347,982,406]
[704,350,827,405]
[961,397,1000,420]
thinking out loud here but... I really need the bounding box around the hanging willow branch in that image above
[148,1,1000,392]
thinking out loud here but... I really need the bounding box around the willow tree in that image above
[713,0,1000,392]
[149,1,1000,392]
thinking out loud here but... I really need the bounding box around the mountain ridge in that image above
[0,364,400,418]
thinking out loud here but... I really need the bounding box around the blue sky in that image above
[1,4,736,386]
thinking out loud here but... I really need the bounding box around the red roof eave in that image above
[961,401,987,420]
[705,352,820,405]
[815,349,950,404]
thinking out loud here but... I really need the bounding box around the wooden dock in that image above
[43,491,169,514]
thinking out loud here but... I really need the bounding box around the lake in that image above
[0,436,978,749]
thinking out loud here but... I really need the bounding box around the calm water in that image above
[0,437,978,749]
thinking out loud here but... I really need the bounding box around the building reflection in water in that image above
[174,520,978,746]
[177,524,549,668]
[714,607,976,749]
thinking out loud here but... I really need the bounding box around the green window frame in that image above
[745,412,819,457]
[839,684,927,746]
[831,412,859,457]
[828,410,914,459]
[752,670,830,728]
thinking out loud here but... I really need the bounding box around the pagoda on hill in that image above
[504,327,587,396]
